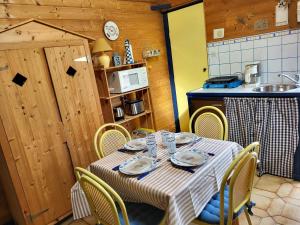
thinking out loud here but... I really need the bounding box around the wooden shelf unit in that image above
[116,110,152,125]
[94,61,155,132]
[100,87,150,100]
[94,61,146,72]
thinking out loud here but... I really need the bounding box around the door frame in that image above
[162,0,203,132]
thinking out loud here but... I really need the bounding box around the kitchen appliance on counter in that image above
[244,62,261,86]
[203,76,243,89]
[125,99,145,116]
[113,106,125,121]
[108,67,149,93]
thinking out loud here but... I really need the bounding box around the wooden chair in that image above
[76,167,165,225]
[93,123,131,159]
[189,106,228,140]
[193,142,259,225]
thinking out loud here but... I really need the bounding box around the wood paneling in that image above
[204,0,299,42]
[0,21,94,43]
[153,0,191,7]
[0,20,106,225]
[0,48,76,225]
[0,0,175,131]
[0,181,11,225]
[45,44,103,167]
[0,124,27,225]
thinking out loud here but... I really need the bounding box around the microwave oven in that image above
[108,67,149,93]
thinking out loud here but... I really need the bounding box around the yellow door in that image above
[167,3,208,131]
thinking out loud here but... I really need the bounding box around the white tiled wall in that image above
[207,29,300,84]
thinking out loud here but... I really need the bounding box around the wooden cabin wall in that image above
[0,0,175,131]
[204,0,300,43]
[0,181,11,225]
[162,0,191,6]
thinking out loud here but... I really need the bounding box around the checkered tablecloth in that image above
[71,133,242,225]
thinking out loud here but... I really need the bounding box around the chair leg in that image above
[244,208,253,225]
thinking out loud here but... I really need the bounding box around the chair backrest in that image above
[189,106,228,140]
[230,153,257,213]
[94,123,131,159]
[219,142,259,225]
[77,167,130,225]
[75,167,126,202]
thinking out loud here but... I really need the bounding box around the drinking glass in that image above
[146,134,157,159]
[161,131,170,147]
[166,133,176,155]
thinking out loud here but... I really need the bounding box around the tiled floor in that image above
[238,175,300,225]
[65,174,300,225]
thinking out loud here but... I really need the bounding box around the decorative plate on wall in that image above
[104,21,120,41]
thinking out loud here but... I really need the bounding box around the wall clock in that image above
[104,21,119,41]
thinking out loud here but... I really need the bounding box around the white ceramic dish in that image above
[175,132,198,145]
[124,138,146,151]
[170,150,208,167]
[119,156,156,175]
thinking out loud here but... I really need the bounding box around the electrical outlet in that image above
[213,28,224,39]
[143,49,161,58]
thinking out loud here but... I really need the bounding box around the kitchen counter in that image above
[187,85,300,98]
[187,85,300,181]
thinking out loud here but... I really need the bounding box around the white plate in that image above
[170,150,208,167]
[124,138,146,151]
[119,156,156,175]
[175,132,198,145]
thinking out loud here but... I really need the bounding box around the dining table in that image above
[71,131,243,225]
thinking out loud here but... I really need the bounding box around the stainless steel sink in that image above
[253,84,299,92]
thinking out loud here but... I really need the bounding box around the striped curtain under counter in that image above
[224,97,300,179]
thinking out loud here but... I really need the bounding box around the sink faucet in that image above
[278,73,300,84]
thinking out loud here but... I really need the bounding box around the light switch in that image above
[213,28,224,39]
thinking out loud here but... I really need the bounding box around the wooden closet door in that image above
[0,49,75,225]
[45,45,102,168]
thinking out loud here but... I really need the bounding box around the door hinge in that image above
[28,208,49,222]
